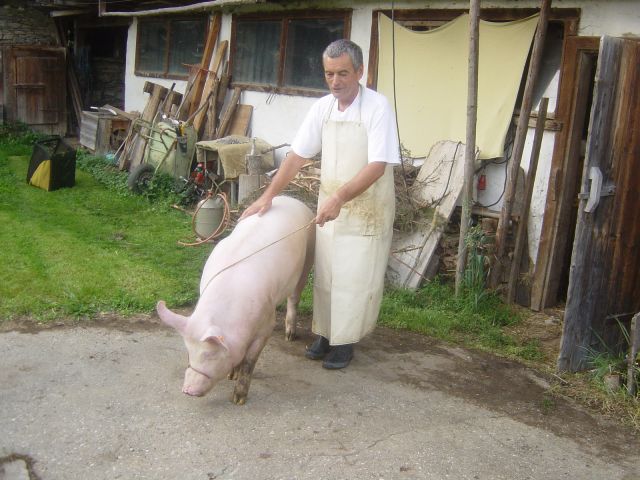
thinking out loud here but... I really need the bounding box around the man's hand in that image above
[240,196,273,220]
[240,152,309,221]
[315,193,345,227]
[315,162,386,227]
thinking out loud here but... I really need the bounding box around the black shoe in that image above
[305,336,330,360]
[322,344,354,369]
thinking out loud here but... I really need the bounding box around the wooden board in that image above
[558,36,640,371]
[387,140,466,289]
[187,13,221,118]
[193,39,227,135]
[119,81,168,171]
[216,86,241,138]
[227,104,253,136]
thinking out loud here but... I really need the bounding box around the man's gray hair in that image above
[323,39,363,70]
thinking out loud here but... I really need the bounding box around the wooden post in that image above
[455,0,480,296]
[628,313,640,397]
[489,0,551,289]
[506,97,548,304]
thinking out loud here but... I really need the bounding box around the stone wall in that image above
[89,57,125,109]
[0,5,58,46]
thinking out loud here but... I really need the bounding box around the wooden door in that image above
[3,47,66,135]
[558,36,640,372]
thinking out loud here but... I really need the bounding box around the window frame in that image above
[230,10,352,98]
[135,15,208,80]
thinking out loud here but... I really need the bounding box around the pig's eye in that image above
[202,350,220,360]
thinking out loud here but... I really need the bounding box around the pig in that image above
[157,195,315,405]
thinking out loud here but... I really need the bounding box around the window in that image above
[231,11,351,96]
[136,16,207,79]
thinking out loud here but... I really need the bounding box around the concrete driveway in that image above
[1,316,639,480]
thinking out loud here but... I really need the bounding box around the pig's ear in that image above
[156,301,188,334]
[200,326,229,351]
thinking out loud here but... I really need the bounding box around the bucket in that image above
[193,195,225,240]
[246,154,265,175]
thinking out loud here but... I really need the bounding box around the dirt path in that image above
[1,316,639,480]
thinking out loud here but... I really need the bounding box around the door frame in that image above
[530,36,600,310]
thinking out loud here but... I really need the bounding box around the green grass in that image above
[379,281,544,362]
[0,128,539,365]
[0,137,209,321]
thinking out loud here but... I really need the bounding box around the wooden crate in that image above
[80,111,130,155]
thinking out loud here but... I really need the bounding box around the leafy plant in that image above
[460,223,489,308]
[584,319,640,397]
[0,122,43,146]
[76,151,191,206]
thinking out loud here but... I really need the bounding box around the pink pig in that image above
[157,196,315,404]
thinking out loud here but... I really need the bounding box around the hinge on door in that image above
[577,166,616,213]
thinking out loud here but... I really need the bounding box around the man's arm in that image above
[315,161,386,226]
[239,151,309,219]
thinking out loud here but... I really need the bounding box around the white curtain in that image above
[377,13,539,160]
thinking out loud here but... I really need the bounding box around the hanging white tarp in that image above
[377,13,539,160]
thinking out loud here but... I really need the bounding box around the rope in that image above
[200,219,316,296]
[178,192,231,247]
[390,251,432,284]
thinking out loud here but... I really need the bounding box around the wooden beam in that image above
[507,97,549,304]
[455,0,480,296]
[99,1,226,17]
[203,78,221,140]
[216,86,242,139]
[193,39,227,135]
[188,13,221,118]
[489,0,552,289]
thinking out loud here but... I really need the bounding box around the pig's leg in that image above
[284,232,315,341]
[284,294,300,341]
[231,336,268,405]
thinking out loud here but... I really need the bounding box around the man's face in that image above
[323,53,364,108]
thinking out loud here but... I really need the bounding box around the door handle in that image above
[585,166,602,213]
[578,166,616,213]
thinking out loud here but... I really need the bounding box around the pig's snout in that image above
[182,367,215,397]
[182,385,206,397]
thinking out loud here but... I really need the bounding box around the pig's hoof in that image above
[232,392,247,405]
[228,369,239,380]
[285,330,296,341]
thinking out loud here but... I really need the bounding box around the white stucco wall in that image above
[122,0,640,265]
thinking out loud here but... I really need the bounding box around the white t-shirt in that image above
[290,86,401,165]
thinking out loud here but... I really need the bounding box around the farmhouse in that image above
[1,0,638,372]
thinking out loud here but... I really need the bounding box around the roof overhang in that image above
[98,0,264,17]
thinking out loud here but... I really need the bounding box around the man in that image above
[241,39,400,369]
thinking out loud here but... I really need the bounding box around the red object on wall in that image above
[478,174,487,190]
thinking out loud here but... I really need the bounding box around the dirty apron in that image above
[312,93,395,345]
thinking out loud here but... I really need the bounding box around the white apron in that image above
[312,93,395,345]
